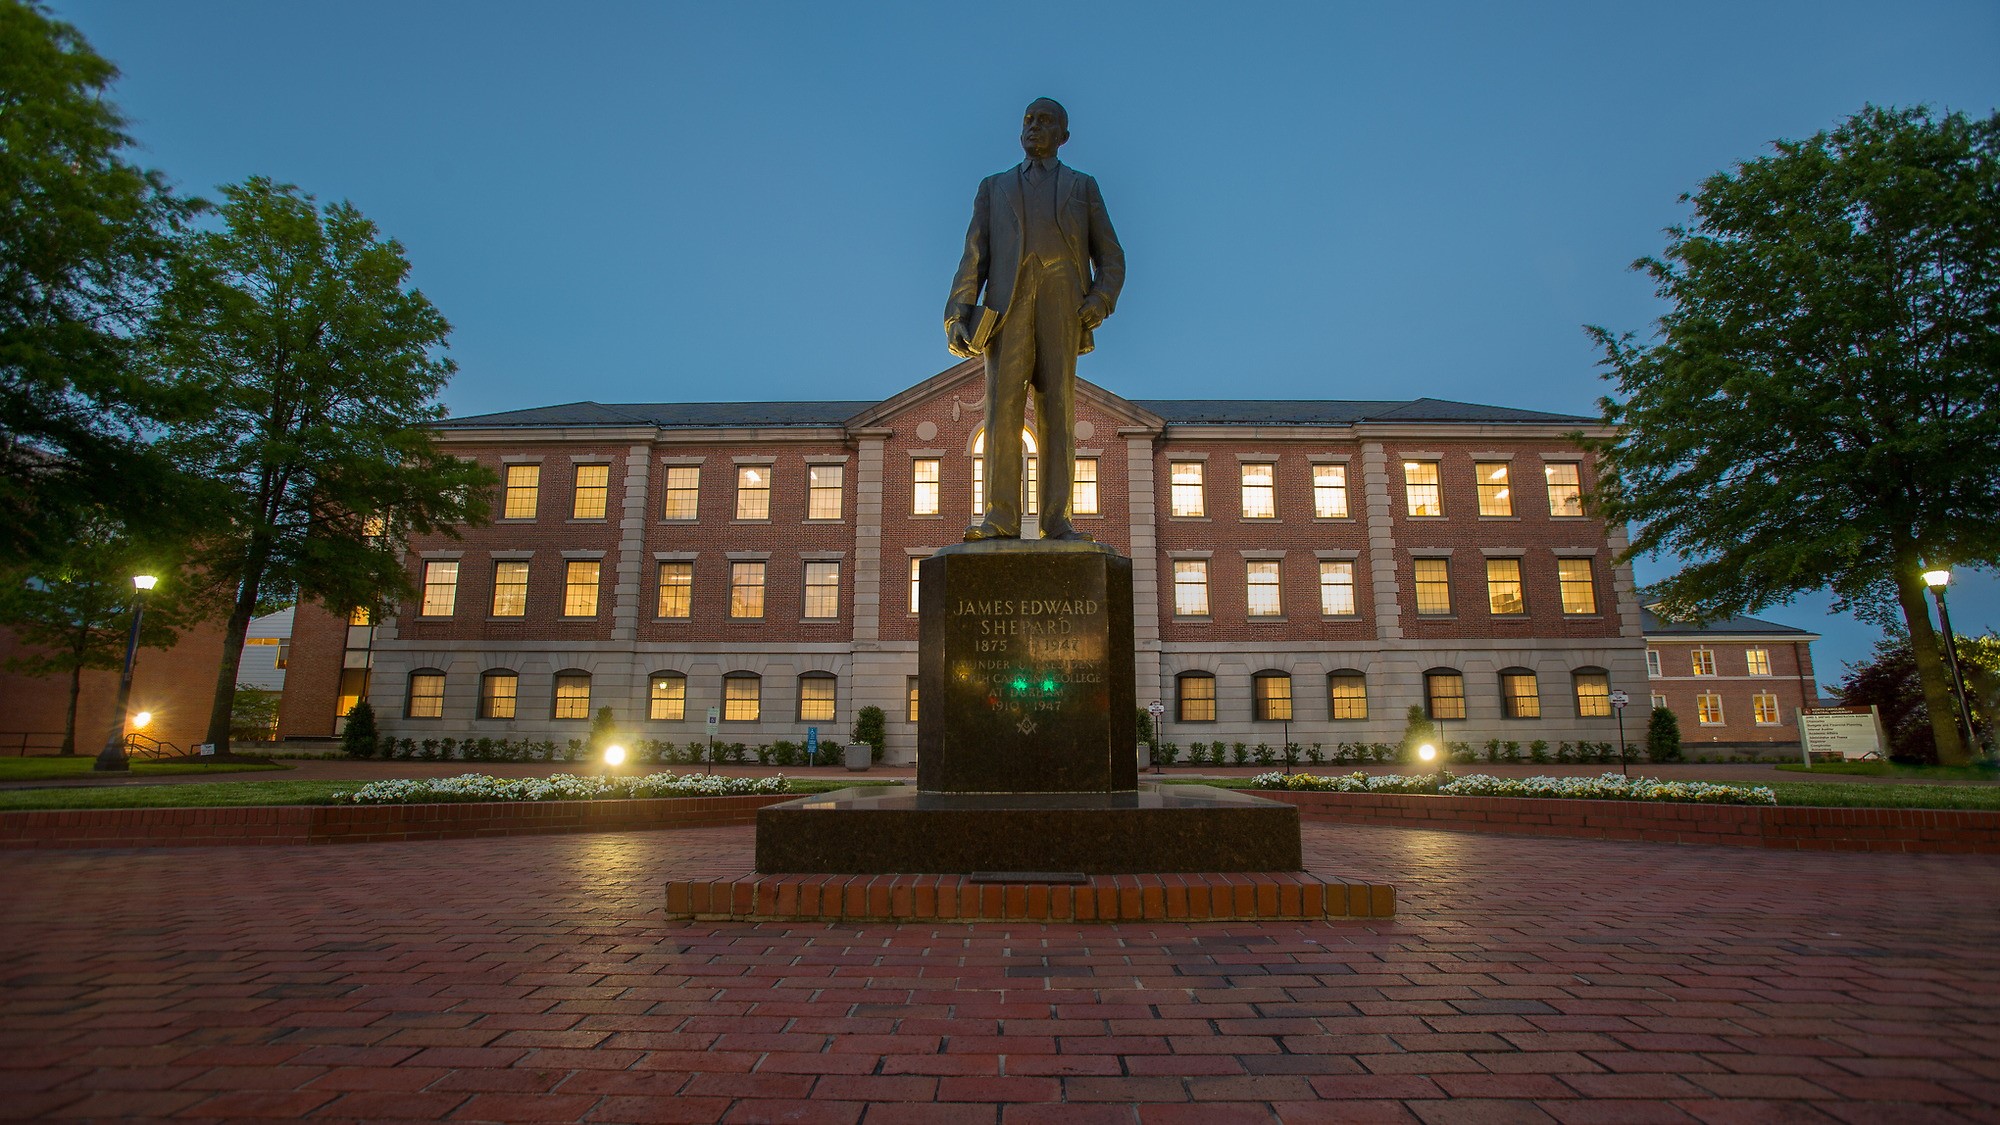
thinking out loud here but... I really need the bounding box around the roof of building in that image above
[1640,606,1820,640]
[436,396,1597,430]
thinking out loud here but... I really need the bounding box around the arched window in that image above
[1573,668,1611,718]
[1425,669,1465,721]
[1327,670,1368,721]
[723,672,761,722]
[1252,670,1292,721]
[971,427,1039,515]
[1176,672,1217,723]
[479,670,518,720]
[798,672,836,722]
[1499,667,1542,719]
[649,672,686,721]
[406,669,445,719]
[552,669,591,720]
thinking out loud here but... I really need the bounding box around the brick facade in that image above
[279,363,1651,761]
[1641,608,1822,745]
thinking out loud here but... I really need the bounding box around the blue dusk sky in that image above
[53,0,2000,687]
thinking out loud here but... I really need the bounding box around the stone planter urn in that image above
[843,744,872,771]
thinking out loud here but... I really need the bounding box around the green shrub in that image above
[1528,739,1549,764]
[1231,742,1250,766]
[1647,706,1684,762]
[1306,742,1323,765]
[773,741,797,767]
[1485,738,1502,763]
[1253,742,1275,766]
[340,701,379,759]
[853,705,887,763]
[1502,740,1522,763]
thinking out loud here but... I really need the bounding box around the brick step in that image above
[664,870,1394,923]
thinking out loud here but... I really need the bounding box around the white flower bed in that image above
[1249,770,1776,806]
[331,772,792,805]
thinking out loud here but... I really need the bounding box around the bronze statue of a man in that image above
[946,97,1125,542]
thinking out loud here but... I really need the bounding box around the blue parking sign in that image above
[806,727,819,765]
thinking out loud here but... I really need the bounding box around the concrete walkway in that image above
[3,822,1996,1122]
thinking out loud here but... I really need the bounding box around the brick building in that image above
[277,361,1649,761]
[1641,607,1822,746]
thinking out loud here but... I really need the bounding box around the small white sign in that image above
[1608,690,1630,709]
[1147,700,1164,717]
[196,743,216,756]
[705,707,720,736]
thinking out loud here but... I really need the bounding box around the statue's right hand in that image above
[946,319,975,358]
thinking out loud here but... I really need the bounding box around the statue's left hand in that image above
[1079,296,1107,331]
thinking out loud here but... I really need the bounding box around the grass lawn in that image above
[0,756,293,783]
[1774,761,1999,781]
[1172,775,2000,811]
[0,776,899,812]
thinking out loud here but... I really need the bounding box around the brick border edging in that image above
[1262,789,2000,853]
[0,794,794,849]
[665,870,1395,923]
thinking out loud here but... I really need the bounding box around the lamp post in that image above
[1923,567,1980,757]
[1610,689,1631,778]
[93,574,157,773]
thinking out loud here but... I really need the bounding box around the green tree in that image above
[1399,704,1437,762]
[340,699,378,759]
[0,2,198,565]
[851,705,887,763]
[150,178,493,757]
[1645,705,1683,763]
[587,707,621,757]
[0,528,187,754]
[1588,106,2000,765]
[1837,632,1997,762]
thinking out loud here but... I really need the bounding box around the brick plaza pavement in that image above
[3,822,1998,1123]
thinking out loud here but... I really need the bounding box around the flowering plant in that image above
[331,772,791,805]
[1247,770,1776,806]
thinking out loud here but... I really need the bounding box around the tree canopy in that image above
[152,177,492,755]
[1588,105,2000,763]
[0,1,198,565]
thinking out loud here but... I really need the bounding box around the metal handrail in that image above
[123,732,184,760]
[0,732,67,757]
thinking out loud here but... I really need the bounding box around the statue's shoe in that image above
[963,522,1019,542]
[1039,524,1095,542]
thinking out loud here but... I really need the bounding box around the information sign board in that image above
[1798,705,1886,760]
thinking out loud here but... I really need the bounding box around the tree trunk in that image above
[202,575,263,759]
[61,662,82,756]
[1893,563,1968,765]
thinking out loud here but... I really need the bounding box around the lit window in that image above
[1692,649,1716,676]
[1413,558,1452,615]
[1545,462,1583,517]
[656,562,692,619]
[1754,693,1781,725]
[563,560,600,617]
[1240,463,1275,519]
[1329,672,1368,720]
[420,561,459,617]
[1319,561,1356,616]
[1651,692,1668,710]
[480,671,517,720]
[348,606,372,626]
[970,428,1038,515]
[1313,464,1349,518]
[1174,560,1210,616]
[906,676,920,723]
[336,668,370,727]
[361,514,386,541]
[1486,558,1525,615]
[736,465,771,520]
[275,638,289,668]
[1501,671,1541,718]
[1746,648,1772,676]
[553,671,591,720]
[1246,560,1283,617]
[1475,462,1512,516]
[1177,673,1216,722]
[723,674,760,721]
[913,459,940,516]
[406,671,445,719]
[663,465,700,520]
[1697,693,1724,725]
[1072,457,1099,515]
[808,465,843,520]
[491,560,528,617]
[730,561,766,619]
[1253,671,1292,721]
[799,674,836,722]
[1025,455,1038,516]
[503,464,540,519]
[572,463,610,519]
[649,673,686,721]
[1574,672,1611,717]
[1558,559,1597,615]
[1403,461,1442,517]
[804,561,840,619]
[909,557,921,613]
[1170,461,1205,517]
[1646,649,1662,677]
[1426,671,1466,721]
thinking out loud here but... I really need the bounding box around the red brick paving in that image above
[2,824,1997,1123]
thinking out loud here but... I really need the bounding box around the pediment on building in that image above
[844,360,1165,434]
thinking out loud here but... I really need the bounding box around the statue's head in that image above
[1020,98,1069,161]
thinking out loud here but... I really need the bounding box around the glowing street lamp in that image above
[94,574,158,772]
[1922,566,1979,756]
[604,744,627,768]
[1418,742,1441,777]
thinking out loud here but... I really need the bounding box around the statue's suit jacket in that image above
[945,161,1125,355]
